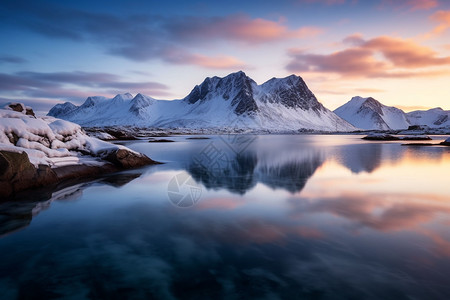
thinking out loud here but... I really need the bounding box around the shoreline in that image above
[0,149,159,199]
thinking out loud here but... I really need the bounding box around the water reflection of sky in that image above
[1,135,450,299]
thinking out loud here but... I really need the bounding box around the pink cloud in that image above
[163,48,247,69]
[287,35,450,78]
[380,0,439,11]
[169,14,323,44]
[364,36,450,68]
[407,0,439,11]
[430,10,450,35]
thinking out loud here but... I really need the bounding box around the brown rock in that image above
[0,151,57,198]
[25,108,36,117]
[7,103,25,113]
[7,103,36,117]
[104,149,159,168]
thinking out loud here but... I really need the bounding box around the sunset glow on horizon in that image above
[1,0,450,112]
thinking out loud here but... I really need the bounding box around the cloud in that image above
[430,10,450,35]
[167,14,323,44]
[162,49,247,69]
[0,55,27,64]
[406,0,439,11]
[342,33,365,45]
[0,71,170,111]
[355,88,385,93]
[0,2,318,66]
[287,35,450,78]
[380,0,439,11]
[364,36,450,67]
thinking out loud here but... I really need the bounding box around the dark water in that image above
[1,135,450,299]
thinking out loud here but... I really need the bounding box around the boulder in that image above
[0,151,57,197]
[104,149,159,169]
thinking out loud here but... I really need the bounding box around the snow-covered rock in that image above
[1,108,121,166]
[0,104,157,197]
[5,102,36,117]
[334,96,410,130]
[48,71,356,132]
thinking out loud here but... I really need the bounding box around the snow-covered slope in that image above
[406,108,450,128]
[48,71,355,132]
[334,96,410,130]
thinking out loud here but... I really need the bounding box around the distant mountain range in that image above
[48,71,450,132]
[334,96,450,130]
[48,71,355,132]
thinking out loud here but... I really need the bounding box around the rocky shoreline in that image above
[0,148,158,199]
[0,103,160,199]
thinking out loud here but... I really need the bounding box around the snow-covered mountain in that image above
[48,71,355,132]
[334,96,410,130]
[406,107,450,128]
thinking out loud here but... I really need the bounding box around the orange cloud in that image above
[287,35,450,78]
[162,48,246,69]
[430,10,450,35]
[188,54,246,69]
[364,36,450,68]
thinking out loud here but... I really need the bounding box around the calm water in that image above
[1,135,450,299]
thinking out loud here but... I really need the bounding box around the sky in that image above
[1,0,450,113]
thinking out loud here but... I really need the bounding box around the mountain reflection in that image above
[182,136,449,194]
[187,142,324,194]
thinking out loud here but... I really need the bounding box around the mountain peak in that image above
[335,96,409,130]
[183,71,258,115]
[260,74,322,110]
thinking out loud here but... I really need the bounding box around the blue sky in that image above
[1,0,450,112]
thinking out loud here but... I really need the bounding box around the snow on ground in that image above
[0,106,133,167]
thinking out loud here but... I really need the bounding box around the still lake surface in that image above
[1,135,450,299]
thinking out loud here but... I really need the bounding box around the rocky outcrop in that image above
[362,134,432,141]
[0,149,158,198]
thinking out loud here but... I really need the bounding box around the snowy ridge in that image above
[335,96,450,130]
[406,107,450,128]
[48,71,356,132]
[334,96,410,130]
